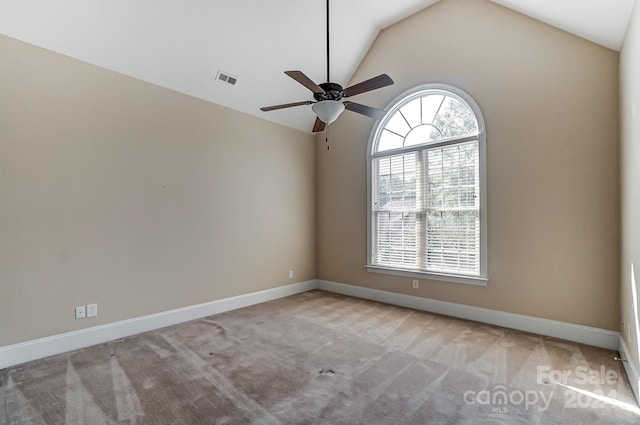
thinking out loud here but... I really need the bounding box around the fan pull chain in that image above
[325,126,330,150]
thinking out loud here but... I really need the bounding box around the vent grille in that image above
[216,71,237,86]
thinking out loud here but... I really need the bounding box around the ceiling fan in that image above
[260,0,394,133]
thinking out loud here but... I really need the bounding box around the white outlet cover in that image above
[87,303,98,318]
[75,306,86,319]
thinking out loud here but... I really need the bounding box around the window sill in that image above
[365,265,488,286]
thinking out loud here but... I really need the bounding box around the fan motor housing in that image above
[315,82,344,101]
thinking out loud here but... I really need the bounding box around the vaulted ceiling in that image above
[0,0,636,133]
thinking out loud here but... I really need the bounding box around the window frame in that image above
[366,83,488,286]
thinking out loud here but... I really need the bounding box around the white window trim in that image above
[366,83,488,286]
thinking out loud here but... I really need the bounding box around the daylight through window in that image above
[367,84,487,284]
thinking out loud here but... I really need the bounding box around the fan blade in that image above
[344,101,387,120]
[312,117,326,133]
[260,101,313,112]
[285,71,324,94]
[343,74,394,98]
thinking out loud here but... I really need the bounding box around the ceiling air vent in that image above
[216,71,237,86]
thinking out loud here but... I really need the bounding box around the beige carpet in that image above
[1,290,638,424]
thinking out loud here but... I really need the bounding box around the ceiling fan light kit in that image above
[260,0,394,132]
[312,100,345,124]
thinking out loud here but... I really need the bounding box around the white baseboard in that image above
[0,280,316,369]
[0,279,624,371]
[317,280,620,350]
[618,338,640,404]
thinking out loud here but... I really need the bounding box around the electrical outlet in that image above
[87,303,98,318]
[289,270,294,279]
[412,280,419,289]
[75,306,86,319]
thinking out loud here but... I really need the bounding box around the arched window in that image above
[366,84,487,285]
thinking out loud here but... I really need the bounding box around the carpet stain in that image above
[160,333,281,425]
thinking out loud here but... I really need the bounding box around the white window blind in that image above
[368,85,486,282]
[372,142,479,275]
[425,142,480,275]
[372,153,419,268]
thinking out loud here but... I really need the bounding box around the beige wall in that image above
[0,35,316,346]
[621,0,640,376]
[317,0,620,330]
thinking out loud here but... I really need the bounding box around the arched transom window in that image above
[367,84,487,285]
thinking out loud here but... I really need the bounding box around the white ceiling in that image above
[0,0,636,133]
